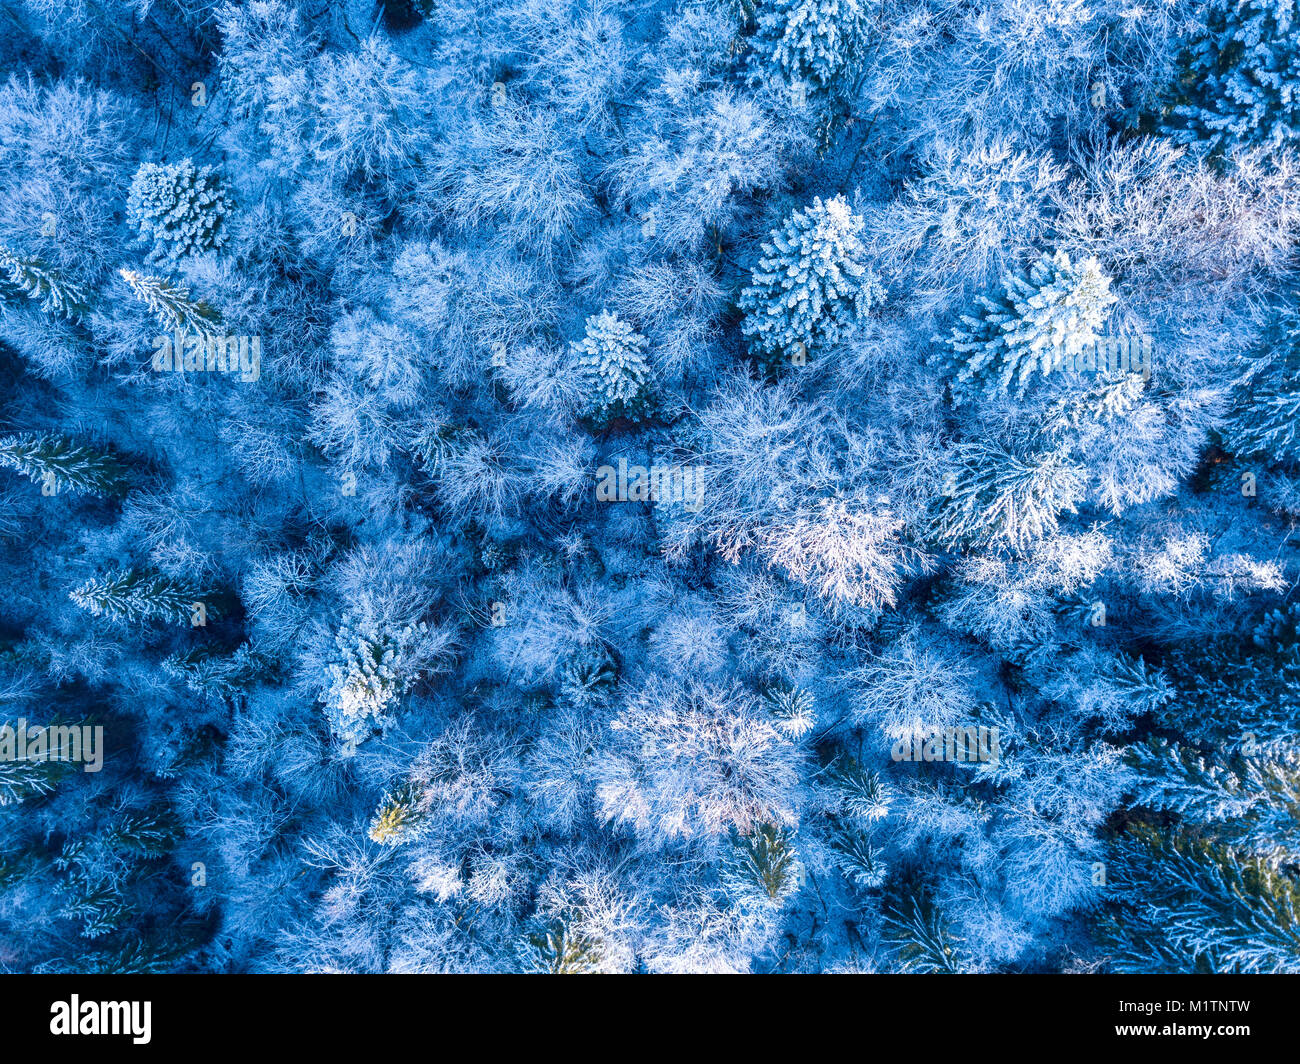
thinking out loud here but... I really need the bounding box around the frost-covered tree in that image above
[869,137,1067,302]
[215,0,317,120]
[1221,299,1300,465]
[758,495,927,616]
[0,244,90,320]
[931,443,1086,552]
[311,36,430,182]
[751,0,873,94]
[127,160,233,266]
[1102,826,1300,972]
[1171,0,1300,157]
[739,195,884,371]
[947,250,1117,400]
[117,269,223,341]
[368,781,430,846]
[0,434,126,496]
[572,310,653,426]
[721,824,801,907]
[595,678,803,844]
[319,613,436,749]
[69,569,208,625]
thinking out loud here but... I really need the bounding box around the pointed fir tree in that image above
[118,269,223,342]
[319,613,431,748]
[368,780,430,845]
[520,917,603,974]
[1127,736,1300,857]
[558,645,619,709]
[751,0,873,95]
[0,244,90,321]
[162,643,268,699]
[126,158,234,265]
[762,684,817,739]
[947,250,1117,400]
[830,825,887,888]
[0,434,127,496]
[739,195,884,373]
[1220,300,1300,466]
[1101,825,1300,972]
[882,889,974,973]
[721,823,801,905]
[572,311,653,426]
[1169,0,1300,158]
[932,443,1086,552]
[0,732,73,806]
[106,807,182,859]
[826,754,892,822]
[69,569,208,625]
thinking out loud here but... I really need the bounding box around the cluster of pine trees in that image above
[0,0,1297,973]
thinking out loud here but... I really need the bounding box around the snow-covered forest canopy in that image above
[0,0,1298,974]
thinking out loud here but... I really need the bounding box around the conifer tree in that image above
[69,569,208,625]
[826,755,891,821]
[882,890,974,973]
[162,644,267,699]
[722,823,801,905]
[739,195,883,372]
[1221,300,1300,465]
[572,310,653,426]
[520,917,603,974]
[1127,736,1300,857]
[829,826,887,888]
[751,0,873,95]
[0,434,127,496]
[557,645,619,709]
[1102,825,1300,972]
[1171,0,1300,157]
[0,244,90,321]
[368,780,430,845]
[319,613,431,748]
[948,250,1117,400]
[0,732,73,806]
[126,158,234,265]
[762,684,817,738]
[932,443,1086,552]
[118,269,223,342]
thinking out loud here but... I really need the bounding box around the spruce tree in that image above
[557,645,619,709]
[520,917,603,974]
[739,195,883,372]
[319,613,431,748]
[1170,0,1300,158]
[119,269,223,341]
[126,158,234,265]
[1127,736,1300,857]
[722,823,801,905]
[0,244,90,321]
[1221,300,1300,465]
[762,684,817,738]
[752,0,873,95]
[948,250,1117,400]
[1102,825,1300,972]
[826,754,891,821]
[882,889,974,973]
[368,780,430,845]
[0,733,73,806]
[69,569,208,625]
[830,826,887,888]
[572,310,653,426]
[0,434,127,496]
[932,443,1086,552]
